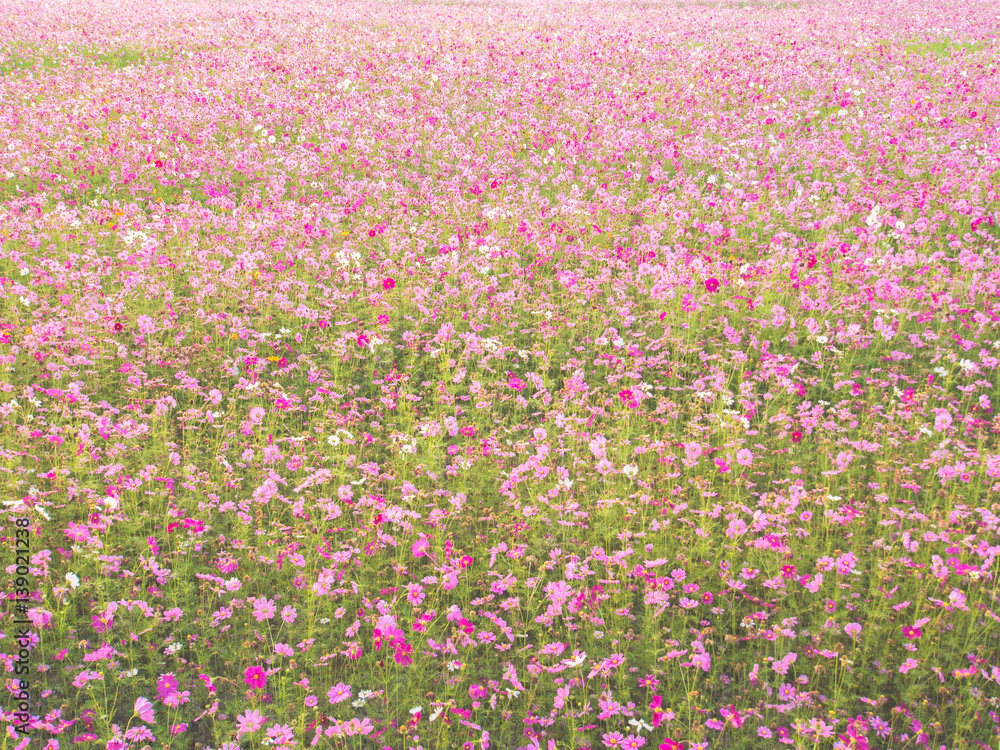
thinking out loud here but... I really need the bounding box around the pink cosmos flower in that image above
[235,708,266,738]
[243,666,266,689]
[411,536,431,558]
[406,582,426,606]
[934,409,953,432]
[156,673,179,700]
[603,731,625,748]
[469,684,488,700]
[198,674,216,694]
[649,695,664,728]
[554,685,571,710]
[705,278,720,293]
[134,697,155,723]
[267,724,295,746]
[383,277,395,290]
[252,598,276,622]
[393,641,413,666]
[327,682,352,704]
[838,724,870,750]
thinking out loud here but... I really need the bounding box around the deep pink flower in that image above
[705,278,720,293]
[619,389,639,408]
[649,695,664,728]
[383,277,395,290]
[722,705,743,728]
[393,641,413,666]
[156,673,179,699]
[790,431,803,443]
[243,666,267,689]
[838,730,870,750]
[411,537,430,558]
[469,683,488,700]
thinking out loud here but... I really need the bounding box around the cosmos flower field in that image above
[2,0,1000,748]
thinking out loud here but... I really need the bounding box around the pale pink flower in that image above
[327,682,352,704]
[235,708,266,738]
[134,697,154,723]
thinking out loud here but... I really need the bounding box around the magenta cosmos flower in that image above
[243,666,267,689]
[704,278,720,293]
[383,277,395,290]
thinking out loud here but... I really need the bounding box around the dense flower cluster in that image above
[1,0,999,749]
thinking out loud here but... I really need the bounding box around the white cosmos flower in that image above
[629,718,653,734]
[65,572,80,589]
